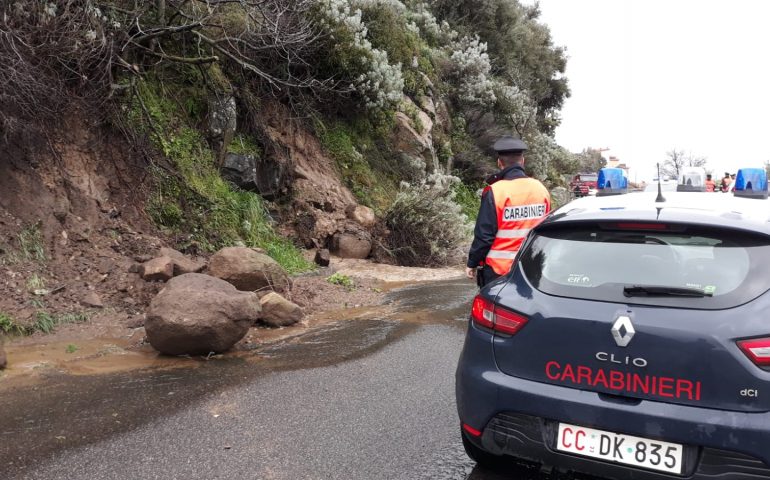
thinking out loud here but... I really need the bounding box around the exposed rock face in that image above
[208,247,289,292]
[159,247,206,275]
[259,292,304,327]
[145,273,260,355]
[141,256,174,282]
[332,231,372,259]
[208,95,237,166]
[391,96,437,173]
[314,248,331,267]
[220,153,287,199]
[346,204,376,228]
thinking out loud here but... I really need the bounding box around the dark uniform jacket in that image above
[466,165,529,269]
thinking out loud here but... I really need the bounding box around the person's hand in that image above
[465,267,476,280]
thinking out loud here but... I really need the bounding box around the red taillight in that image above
[738,337,770,367]
[470,295,528,335]
[462,423,482,437]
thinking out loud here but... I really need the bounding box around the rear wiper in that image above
[623,285,713,298]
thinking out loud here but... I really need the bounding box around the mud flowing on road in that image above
[0,279,599,480]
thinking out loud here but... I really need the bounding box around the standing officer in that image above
[465,136,551,286]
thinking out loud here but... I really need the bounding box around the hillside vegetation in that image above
[1,0,582,271]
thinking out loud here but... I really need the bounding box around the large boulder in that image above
[331,232,372,259]
[259,292,304,327]
[159,247,206,275]
[208,247,289,292]
[145,273,260,355]
[221,153,258,191]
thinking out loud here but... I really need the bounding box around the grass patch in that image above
[133,77,312,274]
[326,273,355,289]
[65,344,79,354]
[26,274,46,292]
[317,120,398,213]
[0,310,91,337]
[452,182,482,223]
[0,312,25,336]
[1,223,47,265]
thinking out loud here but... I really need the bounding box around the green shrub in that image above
[384,175,471,267]
[326,273,355,289]
[452,182,482,222]
[0,312,25,336]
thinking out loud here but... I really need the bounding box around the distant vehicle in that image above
[570,173,598,197]
[677,167,707,192]
[456,169,770,479]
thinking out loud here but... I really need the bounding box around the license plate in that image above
[556,423,683,474]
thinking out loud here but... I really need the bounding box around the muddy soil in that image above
[0,261,467,386]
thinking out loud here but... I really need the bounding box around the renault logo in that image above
[611,315,635,347]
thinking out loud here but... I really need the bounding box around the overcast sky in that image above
[534,0,770,182]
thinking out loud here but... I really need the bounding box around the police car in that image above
[456,167,770,479]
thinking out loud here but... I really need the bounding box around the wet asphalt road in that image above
[1,279,598,480]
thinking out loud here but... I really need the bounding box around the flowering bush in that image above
[320,0,404,109]
[383,173,470,266]
[447,36,496,106]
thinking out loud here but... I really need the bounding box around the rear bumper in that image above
[456,324,770,479]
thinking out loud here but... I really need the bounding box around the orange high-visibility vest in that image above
[485,178,551,275]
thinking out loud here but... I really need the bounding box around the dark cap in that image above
[493,135,527,154]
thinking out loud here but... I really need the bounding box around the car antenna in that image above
[655,162,666,203]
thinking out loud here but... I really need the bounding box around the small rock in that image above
[259,292,304,327]
[331,232,372,259]
[141,256,174,282]
[81,292,104,308]
[314,248,331,267]
[346,205,376,228]
[159,247,206,276]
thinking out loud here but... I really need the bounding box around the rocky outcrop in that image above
[140,256,174,282]
[220,153,287,199]
[391,96,438,174]
[208,247,289,292]
[145,273,260,355]
[159,247,206,275]
[259,292,304,327]
[209,94,237,166]
[332,230,372,259]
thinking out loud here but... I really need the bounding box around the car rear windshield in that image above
[519,224,770,309]
[579,175,597,182]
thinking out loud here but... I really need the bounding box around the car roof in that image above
[544,191,770,235]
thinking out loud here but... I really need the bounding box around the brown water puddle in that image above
[0,278,476,389]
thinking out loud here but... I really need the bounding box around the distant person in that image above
[705,174,716,192]
[465,136,551,287]
[721,172,731,192]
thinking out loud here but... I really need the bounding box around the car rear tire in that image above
[461,429,504,469]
